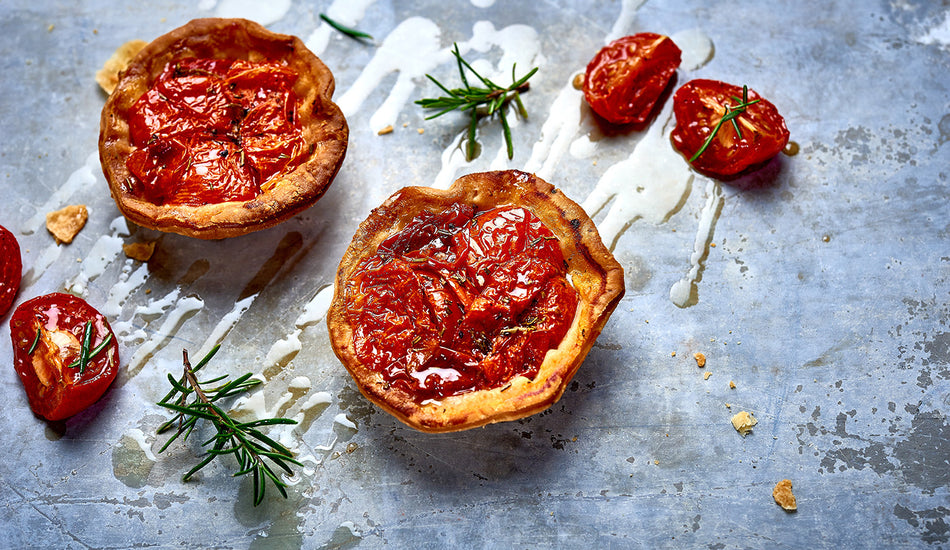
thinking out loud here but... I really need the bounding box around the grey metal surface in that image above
[1,1,948,548]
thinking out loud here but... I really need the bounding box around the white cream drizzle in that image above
[333,413,357,431]
[674,28,715,70]
[420,22,544,186]
[669,178,723,308]
[22,151,100,236]
[124,428,157,462]
[606,0,649,44]
[523,79,586,180]
[102,262,150,318]
[336,17,444,133]
[580,99,694,250]
[194,294,257,360]
[305,0,377,56]
[123,294,204,378]
[67,216,130,296]
[208,0,291,26]
[263,284,335,375]
[20,243,63,288]
[470,0,496,7]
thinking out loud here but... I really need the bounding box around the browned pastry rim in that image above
[327,170,625,432]
[98,18,348,239]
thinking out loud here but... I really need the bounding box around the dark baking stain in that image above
[891,410,950,494]
[804,407,950,495]
[893,504,950,544]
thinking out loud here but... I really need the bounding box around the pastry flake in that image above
[731,410,757,436]
[46,205,88,244]
[772,479,797,511]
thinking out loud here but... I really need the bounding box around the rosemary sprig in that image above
[320,13,373,41]
[688,85,760,163]
[26,320,115,374]
[416,43,538,161]
[156,346,301,507]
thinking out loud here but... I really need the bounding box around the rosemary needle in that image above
[416,43,538,161]
[156,346,302,506]
[688,85,760,163]
[320,13,373,41]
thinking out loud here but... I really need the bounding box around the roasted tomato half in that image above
[10,293,119,421]
[670,79,790,178]
[583,33,682,125]
[0,224,21,317]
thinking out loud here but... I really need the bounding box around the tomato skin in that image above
[583,33,682,125]
[0,225,21,317]
[10,293,119,421]
[126,57,305,206]
[670,79,790,178]
[344,205,578,401]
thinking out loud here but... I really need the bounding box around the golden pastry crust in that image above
[98,18,348,239]
[327,170,625,432]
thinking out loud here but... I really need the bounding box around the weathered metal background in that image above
[1,1,948,548]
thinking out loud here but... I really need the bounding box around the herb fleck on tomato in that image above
[10,293,119,421]
[583,33,682,126]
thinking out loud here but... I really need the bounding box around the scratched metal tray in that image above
[1,1,948,548]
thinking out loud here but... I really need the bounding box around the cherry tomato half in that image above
[10,293,119,421]
[583,33,682,125]
[670,79,790,178]
[0,225,21,317]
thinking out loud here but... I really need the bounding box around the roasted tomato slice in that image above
[583,33,682,125]
[10,293,119,421]
[0,224,21,317]
[670,79,790,178]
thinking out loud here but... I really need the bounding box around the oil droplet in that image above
[783,141,800,156]
[572,72,585,90]
[112,430,156,488]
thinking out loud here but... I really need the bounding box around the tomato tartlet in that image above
[99,18,348,239]
[327,170,624,432]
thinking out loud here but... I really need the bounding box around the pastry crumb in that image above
[96,39,147,94]
[123,241,156,262]
[694,352,706,367]
[725,403,731,408]
[731,411,757,436]
[703,371,712,380]
[772,479,797,511]
[729,380,737,389]
[417,128,425,134]
[377,124,394,136]
[46,205,88,244]
[671,351,676,357]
